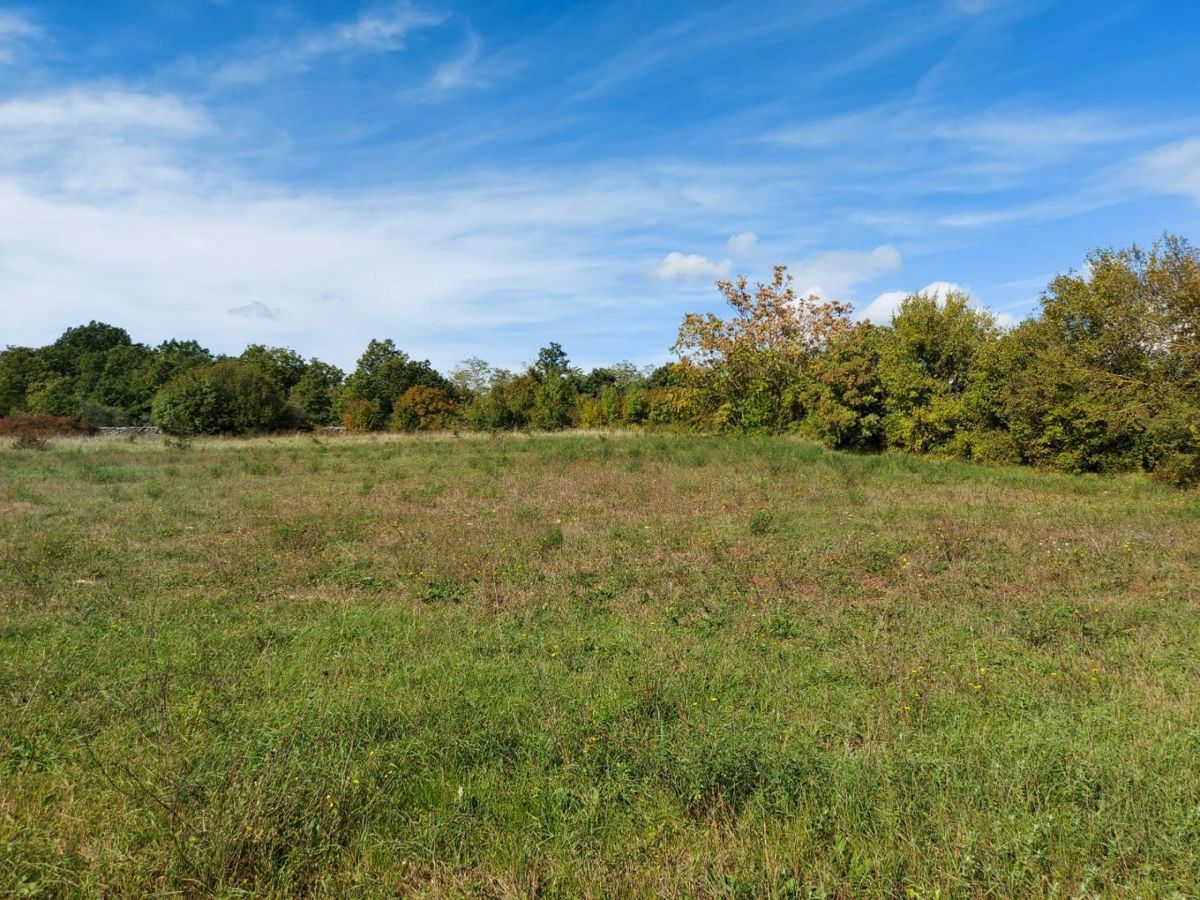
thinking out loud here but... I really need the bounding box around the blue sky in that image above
[2,0,1199,371]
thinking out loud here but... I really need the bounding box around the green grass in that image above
[2,433,1199,897]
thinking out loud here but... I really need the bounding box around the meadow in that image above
[2,433,1199,897]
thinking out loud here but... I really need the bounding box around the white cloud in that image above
[0,87,775,369]
[727,231,758,254]
[856,290,908,323]
[1140,137,1200,203]
[0,89,210,135]
[858,281,967,322]
[791,244,901,300]
[856,281,1017,327]
[0,10,38,63]
[213,5,447,84]
[651,251,732,281]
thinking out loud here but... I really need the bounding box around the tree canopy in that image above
[3,234,1197,485]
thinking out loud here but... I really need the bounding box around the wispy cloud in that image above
[770,103,1152,162]
[1139,137,1200,203]
[933,108,1152,161]
[566,2,878,103]
[765,107,889,148]
[791,245,902,300]
[0,9,39,64]
[213,4,447,85]
[429,30,483,93]
[0,89,209,135]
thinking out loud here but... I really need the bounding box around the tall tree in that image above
[343,339,448,430]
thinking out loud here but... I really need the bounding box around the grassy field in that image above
[2,433,1199,897]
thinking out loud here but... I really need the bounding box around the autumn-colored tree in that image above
[672,265,853,432]
[340,398,376,433]
[389,385,459,431]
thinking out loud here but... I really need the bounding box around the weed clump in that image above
[12,433,49,451]
[422,577,469,603]
[537,524,565,553]
[748,509,775,535]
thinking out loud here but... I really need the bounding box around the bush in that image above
[151,360,285,436]
[0,415,94,437]
[77,401,130,428]
[1151,450,1200,488]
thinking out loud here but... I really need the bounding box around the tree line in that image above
[2,235,1197,485]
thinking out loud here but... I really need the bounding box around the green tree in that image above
[531,342,574,382]
[0,347,41,417]
[147,340,214,389]
[803,324,887,451]
[876,290,999,454]
[241,345,308,392]
[994,236,1200,481]
[450,357,496,397]
[48,321,132,374]
[289,360,345,427]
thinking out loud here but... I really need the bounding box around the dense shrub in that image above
[671,267,854,432]
[802,324,886,451]
[989,238,1200,482]
[151,360,286,436]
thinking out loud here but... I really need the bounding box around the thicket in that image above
[2,235,1196,483]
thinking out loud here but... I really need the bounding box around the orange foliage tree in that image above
[671,265,854,431]
[388,385,459,432]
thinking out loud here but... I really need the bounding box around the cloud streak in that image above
[213,4,447,85]
[0,89,210,135]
